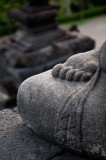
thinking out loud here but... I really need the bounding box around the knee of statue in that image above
[17,41,106,159]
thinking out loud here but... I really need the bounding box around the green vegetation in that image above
[0,0,26,36]
[58,6,106,24]
[52,0,106,16]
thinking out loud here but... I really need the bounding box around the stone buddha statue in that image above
[17,41,106,159]
[0,41,106,159]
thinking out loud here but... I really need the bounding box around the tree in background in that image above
[52,0,106,15]
[51,0,88,15]
[52,0,71,15]
[0,0,26,22]
[66,0,71,15]
[91,0,106,6]
[0,0,27,36]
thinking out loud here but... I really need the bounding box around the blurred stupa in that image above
[0,0,95,108]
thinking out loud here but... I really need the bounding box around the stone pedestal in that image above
[9,1,59,29]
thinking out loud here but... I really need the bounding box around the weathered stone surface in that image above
[17,41,106,159]
[52,49,98,82]
[52,153,91,160]
[0,109,61,160]
[0,109,90,160]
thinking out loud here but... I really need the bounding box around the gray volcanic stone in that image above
[52,153,91,160]
[18,41,106,159]
[52,49,99,82]
[0,109,61,160]
[0,109,90,160]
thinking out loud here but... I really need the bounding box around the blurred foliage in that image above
[0,0,106,36]
[52,0,106,15]
[58,6,106,23]
[0,0,27,36]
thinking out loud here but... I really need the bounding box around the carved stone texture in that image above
[17,41,106,159]
[0,109,91,160]
[0,109,89,160]
[52,49,98,82]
